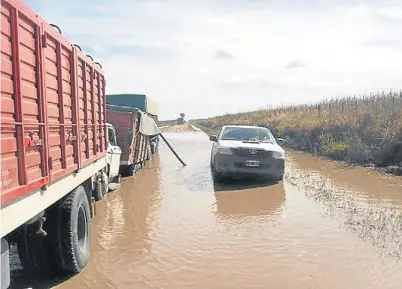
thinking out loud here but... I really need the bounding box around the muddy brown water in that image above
[9,131,402,289]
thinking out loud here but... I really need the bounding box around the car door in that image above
[107,124,122,179]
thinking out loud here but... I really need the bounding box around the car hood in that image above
[218,140,284,153]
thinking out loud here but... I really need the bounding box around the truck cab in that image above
[106,123,122,183]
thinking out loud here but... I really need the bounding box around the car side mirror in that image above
[276,138,285,145]
[209,135,217,142]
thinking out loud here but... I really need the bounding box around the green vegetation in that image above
[189,120,220,136]
[159,120,177,127]
[194,91,402,174]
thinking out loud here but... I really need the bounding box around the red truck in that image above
[106,104,160,177]
[0,1,121,287]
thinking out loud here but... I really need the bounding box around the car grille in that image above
[231,148,273,158]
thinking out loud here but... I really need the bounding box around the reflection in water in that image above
[285,150,402,260]
[8,131,402,289]
[97,157,162,253]
[286,158,402,260]
[54,157,163,289]
[287,150,402,207]
[214,182,285,218]
[96,193,125,250]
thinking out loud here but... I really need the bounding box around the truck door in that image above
[107,124,121,180]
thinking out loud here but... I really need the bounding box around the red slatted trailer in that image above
[106,105,153,177]
[0,1,116,286]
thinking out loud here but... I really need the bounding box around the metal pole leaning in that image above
[159,133,187,166]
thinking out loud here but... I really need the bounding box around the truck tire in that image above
[94,171,109,200]
[110,174,121,184]
[127,164,134,177]
[151,141,157,154]
[46,186,91,274]
[146,144,152,160]
[121,164,133,177]
[16,223,50,277]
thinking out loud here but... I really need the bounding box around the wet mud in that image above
[9,130,402,289]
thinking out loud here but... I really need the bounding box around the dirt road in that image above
[160,123,196,133]
[10,130,402,289]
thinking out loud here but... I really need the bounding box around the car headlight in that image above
[218,147,232,155]
[272,151,284,158]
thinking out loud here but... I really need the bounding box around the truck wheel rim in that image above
[77,205,88,254]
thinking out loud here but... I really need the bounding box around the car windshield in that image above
[220,127,275,143]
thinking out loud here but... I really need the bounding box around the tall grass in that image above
[196,91,402,171]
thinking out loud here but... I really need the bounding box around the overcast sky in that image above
[26,0,402,120]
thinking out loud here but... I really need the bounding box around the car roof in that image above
[222,125,269,129]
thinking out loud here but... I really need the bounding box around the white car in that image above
[210,125,285,181]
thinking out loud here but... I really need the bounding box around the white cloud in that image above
[377,7,402,19]
[91,44,106,54]
[285,60,307,69]
[26,0,402,119]
[214,49,234,60]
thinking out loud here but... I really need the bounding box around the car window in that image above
[220,127,274,143]
[217,128,224,140]
[108,127,117,146]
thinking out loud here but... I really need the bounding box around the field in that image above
[194,91,402,175]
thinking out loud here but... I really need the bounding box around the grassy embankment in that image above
[159,120,178,127]
[193,91,402,175]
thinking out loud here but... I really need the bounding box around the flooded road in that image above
[10,131,402,289]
